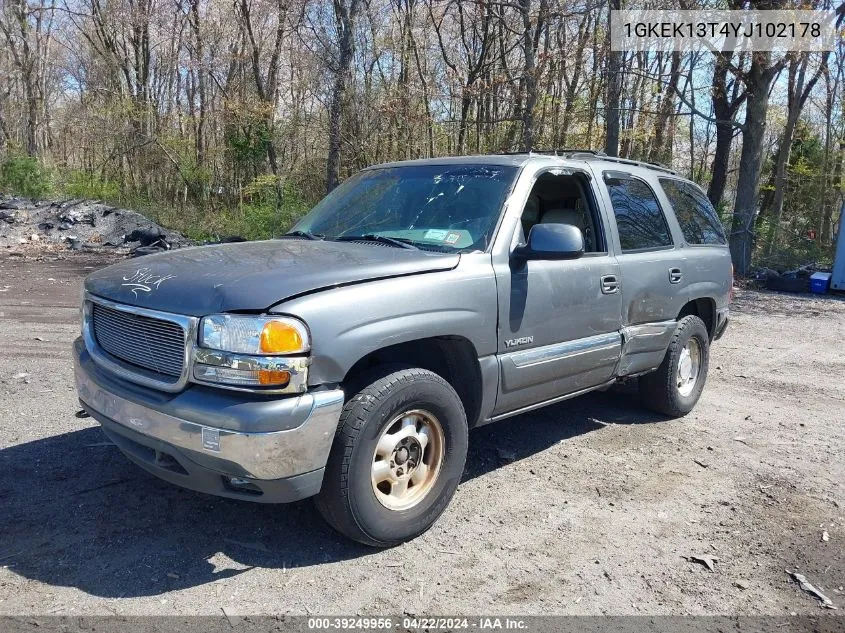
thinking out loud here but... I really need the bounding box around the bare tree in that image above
[707,51,746,207]
[603,0,621,157]
[649,52,681,166]
[0,0,55,155]
[729,49,786,275]
[763,51,828,253]
[325,0,360,192]
[237,0,295,175]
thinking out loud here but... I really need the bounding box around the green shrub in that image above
[229,176,310,240]
[0,153,52,198]
[61,169,121,201]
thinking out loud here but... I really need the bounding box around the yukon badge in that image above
[121,268,176,298]
[505,336,533,348]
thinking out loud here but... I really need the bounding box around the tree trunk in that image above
[730,52,780,276]
[189,0,206,169]
[1,0,40,155]
[707,53,738,207]
[650,52,681,165]
[558,15,589,148]
[518,0,546,152]
[326,0,360,192]
[818,63,839,243]
[708,123,733,209]
[457,93,472,154]
[604,0,622,157]
[764,53,827,254]
[821,141,844,243]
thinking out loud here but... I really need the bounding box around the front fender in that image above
[270,254,498,385]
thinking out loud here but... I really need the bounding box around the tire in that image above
[315,366,468,547]
[639,315,710,417]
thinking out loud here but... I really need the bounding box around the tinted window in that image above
[604,174,673,251]
[659,178,727,245]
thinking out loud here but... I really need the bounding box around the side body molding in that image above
[496,332,623,414]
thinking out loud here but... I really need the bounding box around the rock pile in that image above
[0,196,194,257]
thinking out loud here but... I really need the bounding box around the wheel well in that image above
[343,337,484,428]
[678,298,716,339]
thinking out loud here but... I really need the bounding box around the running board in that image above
[485,379,616,424]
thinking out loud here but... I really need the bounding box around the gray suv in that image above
[74,151,731,546]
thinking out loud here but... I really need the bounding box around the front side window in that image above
[292,164,518,252]
[659,178,727,245]
[604,173,673,251]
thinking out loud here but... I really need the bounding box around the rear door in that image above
[596,170,688,326]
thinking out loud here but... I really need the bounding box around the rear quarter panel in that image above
[679,245,733,311]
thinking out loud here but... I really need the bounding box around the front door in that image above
[492,172,623,416]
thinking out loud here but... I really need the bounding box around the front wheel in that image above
[639,315,710,417]
[315,367,468,547]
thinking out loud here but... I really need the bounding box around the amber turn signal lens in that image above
[259,321,304,354]
[257,369,291,386]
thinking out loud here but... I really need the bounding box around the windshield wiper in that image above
[335,234,419,250]
[282,230,324,240]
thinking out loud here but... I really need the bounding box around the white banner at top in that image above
[610,10,839,52]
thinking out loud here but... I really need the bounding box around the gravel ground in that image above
[0,253,843,616]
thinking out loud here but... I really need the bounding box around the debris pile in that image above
[0,195,194,257]
[753,263,828,293]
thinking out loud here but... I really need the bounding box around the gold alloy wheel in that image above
[370,409,445,511]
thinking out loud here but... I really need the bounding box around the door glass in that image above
[659,178,727,245]
[604,174,673,251]
[519,173,606,252]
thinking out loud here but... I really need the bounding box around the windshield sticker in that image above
[424,229,449,241]
[444,231,461,245]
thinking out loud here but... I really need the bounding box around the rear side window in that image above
[603,173,673,251]
[659,178,727,245]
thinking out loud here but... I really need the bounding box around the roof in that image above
[365,150,678,176]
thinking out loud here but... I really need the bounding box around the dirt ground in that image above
[0,252,843,617]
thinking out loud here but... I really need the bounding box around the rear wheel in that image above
[315,366,468,547]
[639,315,710,417]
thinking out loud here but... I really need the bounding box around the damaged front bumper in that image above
[73,337,344,503]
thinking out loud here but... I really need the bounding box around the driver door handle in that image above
[600,275,619,295]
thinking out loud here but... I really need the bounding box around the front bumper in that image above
[73,337,344,503]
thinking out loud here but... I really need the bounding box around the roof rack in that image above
[589,155,677,175]
[499,148,677,175]
[498,148,606,157]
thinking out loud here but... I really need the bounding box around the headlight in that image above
[194,314,310,391]
[199,315,310,355]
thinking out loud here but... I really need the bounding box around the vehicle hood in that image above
[84,239,460,316]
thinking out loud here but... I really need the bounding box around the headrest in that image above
[541,208,584,229]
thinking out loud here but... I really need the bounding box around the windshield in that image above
[291,164,518,251]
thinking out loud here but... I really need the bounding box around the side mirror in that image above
[514,223,584,261]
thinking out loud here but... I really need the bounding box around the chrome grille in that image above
[91,302,186,379]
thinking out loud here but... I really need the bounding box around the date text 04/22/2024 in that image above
[306,617,528,630]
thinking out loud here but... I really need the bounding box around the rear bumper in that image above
[73,337,344,503]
